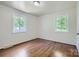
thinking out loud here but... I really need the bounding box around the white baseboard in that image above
[0,38,36,49]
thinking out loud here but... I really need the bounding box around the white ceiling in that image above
[0,1,77,16]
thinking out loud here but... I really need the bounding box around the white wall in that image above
[0,5,38,49]
[77,2,79,52]
[37,7,77,45]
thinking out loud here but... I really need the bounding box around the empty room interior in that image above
[0,1,79,57]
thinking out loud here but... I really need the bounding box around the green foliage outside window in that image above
[14,16,24,28]
[56,16,68,32]
[13,16,26,33]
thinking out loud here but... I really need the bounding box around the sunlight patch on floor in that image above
[54,51,66,57]
[13,48,29,57]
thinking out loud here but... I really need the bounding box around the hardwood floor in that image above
[0,38,78,57]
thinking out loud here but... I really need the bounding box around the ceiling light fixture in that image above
[33,1,40,6]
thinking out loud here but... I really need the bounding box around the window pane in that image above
[56,16,68,32]
[13,16,20,33]
[13,16,26,33]
[19,17,26,32]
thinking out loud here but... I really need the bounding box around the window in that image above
[13,16,26,33]
[55,16,68,32]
